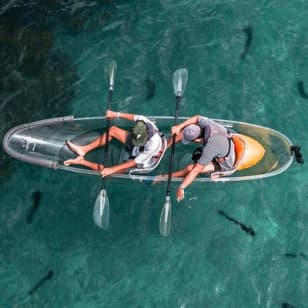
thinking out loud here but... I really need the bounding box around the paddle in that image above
[159,68,188,236]
[93,60,117,229]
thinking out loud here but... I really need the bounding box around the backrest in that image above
[209,134,246,179]
[232,134,246,169]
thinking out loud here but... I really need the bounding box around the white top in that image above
[133,115,162,168]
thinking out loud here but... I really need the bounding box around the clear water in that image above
[1,1,307,307]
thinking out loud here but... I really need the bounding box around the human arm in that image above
[171,115,200,136]
[106,110,135,121]
[167,133,182,147]
[176,163,204,201]
[100,159,137,177]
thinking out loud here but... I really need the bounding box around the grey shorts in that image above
[124,133,134,153]
[193,141,236,172]
[124,133,144,168]
[215,141,235,172]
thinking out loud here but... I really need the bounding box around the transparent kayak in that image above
[2,115,295,182]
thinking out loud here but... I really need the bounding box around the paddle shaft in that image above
[102,89,113,188]
[166,95,181,196]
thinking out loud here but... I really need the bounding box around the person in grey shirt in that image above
[159,115,235,201]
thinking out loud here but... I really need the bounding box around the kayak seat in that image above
[231,134,246,170]
[210,134,246,179]
[211,133,266,179]
[128,136,167,177]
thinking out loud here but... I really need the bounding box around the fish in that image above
[297,81,308,99]
[241,26,252,60]
[283,253,297,258]
[217,209,256,236]
[281,303,296,308]
[28,270,53,295]
[145,75,156,100]
[283,252,308,261]
[26,191,42,224]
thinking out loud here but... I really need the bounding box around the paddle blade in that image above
[172,68,188,97]
[159,196,172,236]
[108,60,117,90]
[93,189,110,229]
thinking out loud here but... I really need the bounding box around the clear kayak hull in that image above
[2,115,294,182]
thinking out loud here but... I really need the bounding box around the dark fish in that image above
[283,252,308,261]
[241,26,252,60]
[217,209,256,236]
[145,75,156,100]
[297,81,308,99]
[28,270,53,295]
[281,303,296,308]
[26,191,42,224]
[283,253,297,258]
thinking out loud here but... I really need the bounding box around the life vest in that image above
[192,124,233,163]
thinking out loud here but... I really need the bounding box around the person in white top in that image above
[64,110,163,177]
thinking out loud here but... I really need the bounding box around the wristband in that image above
[179,185,186,190]
[117,112,120,118]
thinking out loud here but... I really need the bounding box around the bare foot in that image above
[66,140,86,157]
[64,156,85,166]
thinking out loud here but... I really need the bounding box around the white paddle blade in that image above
[108,60,117,90]
[173,68,188,97]
[93,189,110,229]
[159,196,172,236]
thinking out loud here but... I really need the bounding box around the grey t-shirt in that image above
[197,116,235,170]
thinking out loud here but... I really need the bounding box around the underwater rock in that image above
[0,26,54,76]
[0,26,53,50]
[58,3,112,34]
[38,50,79,112]
[0,24,78,183]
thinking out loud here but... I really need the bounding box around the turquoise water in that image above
[1,1,307,307]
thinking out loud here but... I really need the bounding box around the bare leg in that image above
[64,156,104,171]
[153,164,195,183]
[167,133,183,148]
[169,162,215,177]
[154,162,215,183]
[66,126,129,157]
[170,164,195,177]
